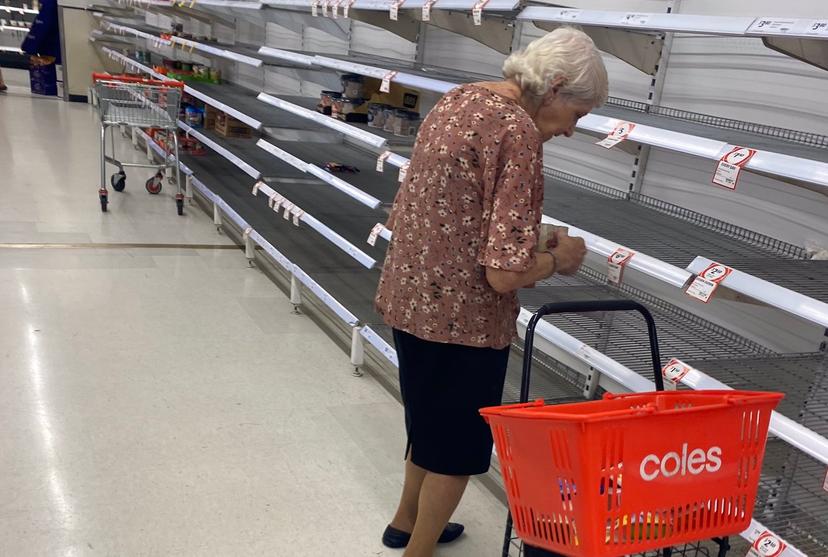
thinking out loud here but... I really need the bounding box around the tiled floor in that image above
[0,69,507,556]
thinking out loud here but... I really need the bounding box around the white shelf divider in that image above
[252,181,378,269]
[687,256,828,329]
[518,8,828,41]
[177,120,263,179]
[257,92,388,148]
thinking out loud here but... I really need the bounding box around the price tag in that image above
[380,71,398,93]
[398,162,410,183]
[748,531,787,557]
[282,201,294,220]
[311,0,319,16]
[686,262,732,303]
[748,18,797,35]
[389,0,403,21]
[472,0,488,25]
[343,0,354,18]
[596,122,636,149]
[291,207,304,226]
[251,182,261,195]
[421,0,436,21]
[376,151,392,172]
[321,0,329,16]
[243,227,252,239]
[621,12,651,26]
[367,223,384,246]
[712,146,756,190]
[662,358,693,391]
[332,0,339,18]
[607,247,635,286]
[823,468,828,493]
[805,19,828,36]
[558,9,581,20]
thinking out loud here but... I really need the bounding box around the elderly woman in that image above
[375,27,608,556]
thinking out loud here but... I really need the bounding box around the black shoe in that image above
[382,522,465,548]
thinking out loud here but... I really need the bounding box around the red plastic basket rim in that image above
[480,390,784,424]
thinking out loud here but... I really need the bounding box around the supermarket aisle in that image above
[0,74,507,555]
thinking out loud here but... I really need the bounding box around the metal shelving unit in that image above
[95,0,828,549]
[138,121,827,556]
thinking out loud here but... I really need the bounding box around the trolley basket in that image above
[480,300,783,557]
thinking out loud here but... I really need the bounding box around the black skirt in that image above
[393,328,510,476]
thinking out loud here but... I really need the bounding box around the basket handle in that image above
[521,300,664,403]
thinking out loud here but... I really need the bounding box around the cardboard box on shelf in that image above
[215,111,252,138]
[364,78,421,112]
[204,105,219,129]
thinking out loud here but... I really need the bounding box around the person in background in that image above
[374,27,609,557]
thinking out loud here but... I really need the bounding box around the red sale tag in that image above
[749,531,787,557]
[686,262,732,303]
[389,0,403,20]
[367,223,384,246]
[607,247,635,286]
[380,71,398,93]
[398,162,410,183]
[713,146,756,190]
[596,121,636,149]
[472,0,489,25]
[376,151,391,172]
[421,0,436,21]
[662,358,692,390]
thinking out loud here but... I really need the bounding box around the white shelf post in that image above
[351,326,365,377]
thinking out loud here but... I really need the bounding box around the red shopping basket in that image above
[481,390,783,557]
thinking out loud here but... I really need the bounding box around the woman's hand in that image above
[485,229,587,293]
[548,229,587,276]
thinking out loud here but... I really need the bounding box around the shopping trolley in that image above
[481,300,783,557]
[92,73,185,214]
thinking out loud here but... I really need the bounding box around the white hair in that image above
[503,27,609,106]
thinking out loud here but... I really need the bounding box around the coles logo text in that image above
[640,443,722,481]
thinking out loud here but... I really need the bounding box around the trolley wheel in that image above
[99,193,108,212]
[145,173,163,195]
[111,171,126,192]
[176,197,184,216]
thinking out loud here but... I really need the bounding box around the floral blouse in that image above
[375,84,544,349]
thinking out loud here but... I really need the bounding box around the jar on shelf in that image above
[340,98,366,119]
[383,107,399,133]
[331,95,345,119]
[368,103,389,128]
[319,91,341,115]
[341,74,365,99]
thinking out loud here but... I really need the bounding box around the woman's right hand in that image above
[550,229,587,276]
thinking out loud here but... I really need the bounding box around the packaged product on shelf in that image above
[340,98,368,123]
[204,105,219,129]
[185,106,204,128]
[383,108,399,134]
[367,103,390,128]
[215,112,253,138]
[331,95,345,119]
[393,110,420,137]
[209,67,221,84]
[319,91,341,115]
[341,74,364,99]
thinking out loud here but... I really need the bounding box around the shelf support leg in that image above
[290,273,302,314]
[351,326,365,377]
